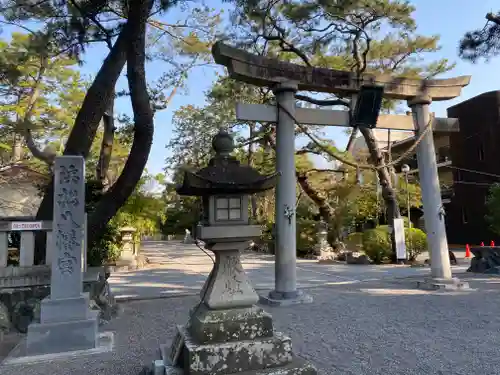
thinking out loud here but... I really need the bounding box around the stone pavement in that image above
[108,241,470,301]
[2,274,500,375]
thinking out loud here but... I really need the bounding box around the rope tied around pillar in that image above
[276,101,434,171]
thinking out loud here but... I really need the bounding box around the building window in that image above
[462,206,468,224]
[215,197,242,221]
[478,143,485,161]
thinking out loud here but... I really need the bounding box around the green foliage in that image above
[113,174,166,238]
[84,180,121,266]
[0,1,197,60]
[85,174,167,266]
[362,227,392,264]
[257,221,275,254]
[161,204,198,235]
[227,0,454,84]
[0,32,88,167]
[346,231,363,251]
[396,175,422,210]
[358,224,426,263]
[460,12,500,62]
[296,219,317,257]
[165,104,221,172]
[405,227,427,261]
[87,218,121,267]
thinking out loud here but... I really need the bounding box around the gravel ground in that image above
[2,274,500,375]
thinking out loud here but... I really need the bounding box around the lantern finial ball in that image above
[212,128,234,156]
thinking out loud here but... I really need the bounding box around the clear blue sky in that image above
[77,0,500,176]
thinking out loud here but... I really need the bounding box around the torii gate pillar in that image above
[409,95,469,290]
[261,80,313,305]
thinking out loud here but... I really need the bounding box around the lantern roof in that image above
[176,129,279,196]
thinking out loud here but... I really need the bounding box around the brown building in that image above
[446,91,500,245]
[389,131,453,231]
[350,92,500,245]
[388,91,500,245]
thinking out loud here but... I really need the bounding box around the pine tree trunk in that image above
[296,173,334,221]
[96,96,116,189]
[86,0,155,245]
[33,15,131,264]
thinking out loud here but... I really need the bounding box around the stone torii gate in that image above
[212,42,472,304]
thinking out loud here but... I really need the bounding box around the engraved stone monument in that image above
[152,130,318,375]
[25,156,100,356]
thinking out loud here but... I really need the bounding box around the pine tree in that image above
[0,0,221,262]
[219,0,451,258]
[460,11,500,61]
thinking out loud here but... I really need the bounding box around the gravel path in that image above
[108,241,470,300]
[2,275,500,375]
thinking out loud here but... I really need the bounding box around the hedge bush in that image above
[256,220,317,257]
[345,232,363,251]
[405,227,428,261]
[362,227,392,264]
[296,219,317,257]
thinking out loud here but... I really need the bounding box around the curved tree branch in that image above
[36,21,130,227]
[63,24,129,158]
[22,55,55,165]
[88,0,155,243]
[486,12,500,26]
[295,93,349,107]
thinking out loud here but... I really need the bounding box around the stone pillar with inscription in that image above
[26,156,99,356]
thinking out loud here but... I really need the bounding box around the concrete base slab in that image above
[153,357,317,375]
[259,290,313,306]
[416,277,472,291]
[1,331,114,366]
[26,310,99,356]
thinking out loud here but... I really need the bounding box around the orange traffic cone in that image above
[481,242,485,247]
[465,244,471,258]
[491,240,496,247]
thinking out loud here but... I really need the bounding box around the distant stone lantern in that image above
[152,129,318,375]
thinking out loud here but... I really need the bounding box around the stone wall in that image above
[0,267,119,334]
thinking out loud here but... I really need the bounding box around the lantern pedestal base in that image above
[153,324,317,375]
[188,304,273,344]
[151,238,317,375]
[201,244,260,309]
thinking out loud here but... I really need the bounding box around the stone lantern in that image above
[116,226,138,268]
[152,129,318,375]
[314,219,335,261]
